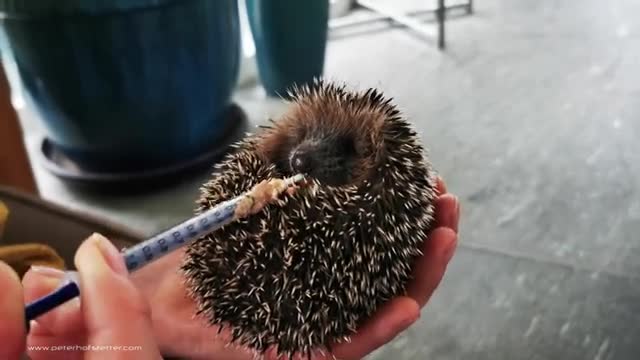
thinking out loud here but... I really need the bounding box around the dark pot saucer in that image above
[37,103,249,194]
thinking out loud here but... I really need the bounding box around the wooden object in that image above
[0,243,66,278]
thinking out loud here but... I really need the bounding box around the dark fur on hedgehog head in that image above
[257,82,388,187]
[181,79,438,359]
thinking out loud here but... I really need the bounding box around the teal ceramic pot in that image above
[0,0,241,172]
[246,0,329,97]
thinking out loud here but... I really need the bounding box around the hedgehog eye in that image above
[337,135,356,156]
[290,151,314,175]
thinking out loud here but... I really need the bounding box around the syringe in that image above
[24,174,305,327]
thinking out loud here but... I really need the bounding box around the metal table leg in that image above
[437,0,445,49]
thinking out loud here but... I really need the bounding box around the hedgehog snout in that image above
[288,148,355,186]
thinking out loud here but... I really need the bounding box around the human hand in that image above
[16,177,459,360]
[16,234,164,360]
[132,176,460,360]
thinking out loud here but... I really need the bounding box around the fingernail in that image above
[29,265,66,279]
[91,233,128,275]
[444,234,458,263]
[433,174,441,188]
[28,265,65,291]
[448,196,460,233]
[400,311,420,329]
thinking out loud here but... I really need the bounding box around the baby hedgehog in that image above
[181,80,438,358]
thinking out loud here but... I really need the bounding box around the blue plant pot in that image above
[246,0,329,97]
[0,0,241,172]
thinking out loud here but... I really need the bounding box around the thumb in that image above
[74,233,161,359]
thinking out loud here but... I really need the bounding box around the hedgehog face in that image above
[257,87,386,188]
[287,134,358,186]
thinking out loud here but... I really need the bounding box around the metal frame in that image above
[329,0,474,49]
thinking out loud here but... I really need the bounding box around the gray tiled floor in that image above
[370,248,640,360]
[16,0,640,359]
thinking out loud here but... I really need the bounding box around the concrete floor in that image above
[17,0,640,359]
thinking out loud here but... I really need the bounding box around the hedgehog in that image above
[181,80,438,359]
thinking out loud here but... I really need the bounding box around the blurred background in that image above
[1,0,640,359]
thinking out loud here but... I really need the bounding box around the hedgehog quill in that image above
[181,80,439,359]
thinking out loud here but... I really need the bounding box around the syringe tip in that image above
[290,174,306,184]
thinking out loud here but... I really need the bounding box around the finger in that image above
[74,233,161,359]
[22,267,86,360]
[264,346,316,360]
[22,267,84,337]
[407,227,458,307]
[436,176,447,195]
[434,193,459,233]
[0,261,27,360]
[331,297,420,360]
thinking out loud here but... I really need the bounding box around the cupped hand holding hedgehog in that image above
[5,81,460,360]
